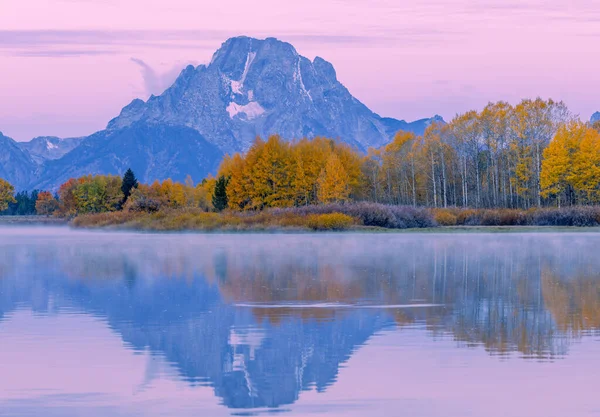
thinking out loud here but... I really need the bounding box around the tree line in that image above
[212,98,600,210]
[2,98,600,216]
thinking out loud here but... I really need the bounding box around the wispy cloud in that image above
[13,49,116,57]
[0,30,226,57]
[0,28,463,58]
[130,58,196,97]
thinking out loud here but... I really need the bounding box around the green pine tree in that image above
[212,175,229,212]
[120,168,139,207]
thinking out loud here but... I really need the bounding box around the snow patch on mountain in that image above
[294,59,312,100]
[231,52,256,95]
[226,101,265,119]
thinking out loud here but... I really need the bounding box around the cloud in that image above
[0,28,460,58]
[130,58,196,97]
[0,30,225,57]
[12,49,116,57]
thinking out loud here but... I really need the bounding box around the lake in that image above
[0,227,599,417]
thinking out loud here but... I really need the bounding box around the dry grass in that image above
[72,207,358,231]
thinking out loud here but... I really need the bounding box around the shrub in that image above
[271,202,435,229]
[389,205,437,228]
[344,202,398,228]
[126,195,161,213]
[306,213,356,231]
[529,206,600,227]
[455,209,478,225]
[433,209,458,226]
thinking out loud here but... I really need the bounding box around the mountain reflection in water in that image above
[0,228,599,416]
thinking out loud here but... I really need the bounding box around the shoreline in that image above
[4,216,600,234]
[0,216,69,226]
[65,224,600,234]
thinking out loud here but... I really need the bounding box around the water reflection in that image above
[0,228,599,414]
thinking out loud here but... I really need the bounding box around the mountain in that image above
[18,136,84,164]
[592,112,600,123]
[32,123,222,190]
[2,36,444,190]
[107,36,443,153]
[0,132,37,189]
[381,114,445,138]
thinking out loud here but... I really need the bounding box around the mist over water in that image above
[0,227,599,416]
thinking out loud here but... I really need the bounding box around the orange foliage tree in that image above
[35,191,59,216]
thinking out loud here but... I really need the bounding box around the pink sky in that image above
[1,0,600,141]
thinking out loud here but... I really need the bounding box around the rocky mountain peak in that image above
[2,36,444,190]
[104,35,428,153]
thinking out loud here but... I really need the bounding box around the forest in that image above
[208,98,600,210]
[2,98,600,229]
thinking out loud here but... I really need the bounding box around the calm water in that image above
[0,227,599,417]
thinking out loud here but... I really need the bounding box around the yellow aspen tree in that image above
[333,143,364,195]
[263,135,294,208]
[0,178,16,212]
[317,153,350,204]
[291,154,311,206]
[171,182,187,208]
[540,122,583,205]
[570,126,600,203]
[225,154,247,209]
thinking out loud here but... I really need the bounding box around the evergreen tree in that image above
[120,168,138,206]
[212,175,229,212]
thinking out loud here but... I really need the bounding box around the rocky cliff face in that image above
[0,132,37,190]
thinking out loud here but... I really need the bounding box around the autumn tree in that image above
[36,191,59,216]
[570,127,600,203]
[318,153,350,203]
[379,131,419,206]
[0,178,16,212]
[57,178,79,216]
[291,155,310,206]
[540,122,582,205]
[541,122,600,205]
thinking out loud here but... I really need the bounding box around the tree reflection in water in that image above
[0,230,599,409]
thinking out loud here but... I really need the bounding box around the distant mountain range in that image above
[2,36,444,190]
[17,136,84,165]
[592,111,600,123]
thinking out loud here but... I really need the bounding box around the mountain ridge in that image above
[1,36,444,190]
[18,136,85,165]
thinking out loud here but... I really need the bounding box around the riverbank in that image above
[0,216,69,225]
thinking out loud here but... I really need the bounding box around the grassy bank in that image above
[72,209,360,231]
[70,204,600,232]
[72,202,436,232]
